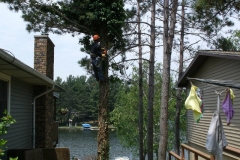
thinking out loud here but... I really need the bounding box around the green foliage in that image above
[55,75,121,124]
[195,0,240,11]
[0,110,16,159]
[110,63,186,157]
[229,30,240,51]
[189,0,237,41]
[9,157,18,160]
[60,108,69,115]
[110,83,145,155]
[212,30,240,51]
[55,75,96,124]
[213,36,237,51]
[167,84,187,148]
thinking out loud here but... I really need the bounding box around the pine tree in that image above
[1,1,126,158]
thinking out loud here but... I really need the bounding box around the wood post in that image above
[181,145,185,159]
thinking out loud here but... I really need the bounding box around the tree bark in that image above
[147,0,156,159]
[159,0,178,159]
[137,1,144,159]
[174,0,185,155]
[98,40,109,160]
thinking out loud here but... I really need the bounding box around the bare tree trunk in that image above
[174,0,185,155]
[137,1,144,160]
[159,0,178,159]
[98,40,109,160]
[147,0,156,159]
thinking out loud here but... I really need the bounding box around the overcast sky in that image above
[3,2,229,82]
[0,3,87,81]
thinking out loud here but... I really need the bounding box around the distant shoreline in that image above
[58,126,116,130]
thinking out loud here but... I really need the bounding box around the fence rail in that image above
[169,151,181,160]
[169,143,240,160]
[224,145,240,157]
[169,143,214,160]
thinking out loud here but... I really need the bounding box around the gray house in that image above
[0,35,63,158]
[178,50,240,159]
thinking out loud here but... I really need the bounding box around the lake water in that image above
[57,128,136,160]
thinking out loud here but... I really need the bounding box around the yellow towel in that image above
[229,88,235,102]
[185,84,202,122]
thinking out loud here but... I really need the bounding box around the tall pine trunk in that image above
[147,0,156,159]
[137,1,144,159]
[98,39,109,160]
[174,0,185,155]
[159,0,178,159]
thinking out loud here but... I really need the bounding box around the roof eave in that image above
[177,50,240,88]
[0,49,65,92]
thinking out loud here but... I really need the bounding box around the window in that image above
[0,72,11,117]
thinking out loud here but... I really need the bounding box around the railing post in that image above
[194,153,198,160]
[210,155,215,160]
[169,152,171,160]
[181,145,185,160]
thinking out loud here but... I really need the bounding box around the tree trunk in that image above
[147,0,156,159]
[137,1,144,160]
[97,40,109,160]
[159,0,178,159]
[174,0,185,155]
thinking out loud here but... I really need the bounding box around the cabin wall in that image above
[2,77,33,149]
[186,57,240,160]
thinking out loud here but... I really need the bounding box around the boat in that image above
[82,123,91,130]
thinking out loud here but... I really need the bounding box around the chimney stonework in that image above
[34,35,54,79]
[34,35,55,148]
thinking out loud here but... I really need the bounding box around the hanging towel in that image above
[222,88,235,125]
[230,88,235,102]
[206,93,228,160]
[185,84,202,122]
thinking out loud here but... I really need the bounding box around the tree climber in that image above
[90,34,106,82]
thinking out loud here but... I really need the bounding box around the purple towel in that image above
[221,90,234,125]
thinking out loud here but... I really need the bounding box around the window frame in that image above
[0,72,11,114]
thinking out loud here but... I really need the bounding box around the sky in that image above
[2,2,232,83]
[0,3,167,83]
[0,3,87,81]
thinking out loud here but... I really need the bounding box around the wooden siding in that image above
[1,77,33,149]
[186,57,240,160]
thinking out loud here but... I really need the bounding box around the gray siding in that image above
[2,77,33,149]
[186,57,240,159]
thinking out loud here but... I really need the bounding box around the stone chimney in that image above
[33,34,55,148]
[34,34,54,79]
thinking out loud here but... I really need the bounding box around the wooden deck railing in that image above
[224,145,240,158]
[181,144,214,160]
[169,151,181,160]
[169,143,240,160]
[169,143,214,160]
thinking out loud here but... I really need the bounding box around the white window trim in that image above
[0,72,11,114]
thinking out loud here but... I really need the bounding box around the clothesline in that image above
[202,84,217,91]
[185,81,235,125]
[187,77,240,90]
[185,79,235,159]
